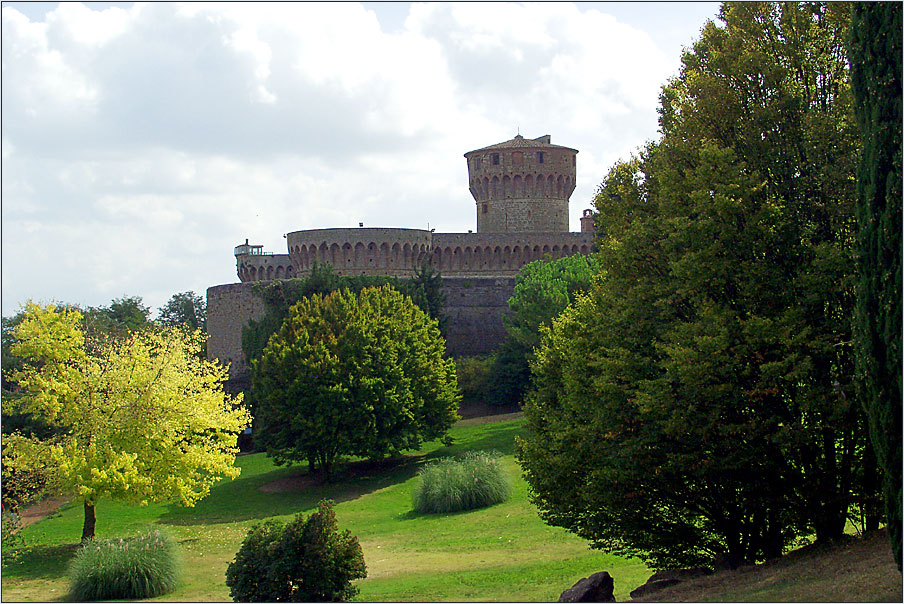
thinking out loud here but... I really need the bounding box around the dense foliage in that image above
[242,263,446,368]
[488,254,599,407]
[252,285,459,480]
[3,303,249,540]
[67,529,180,601]
[848,1,903,570]
[225,500,366,602]
[519,1,880,570]
[157,290,207,332]
[412,451,510,514]
[454,355,494,405]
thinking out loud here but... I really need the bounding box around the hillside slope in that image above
[631,529,901,602]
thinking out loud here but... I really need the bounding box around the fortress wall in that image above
[440,277,517,356]
[431,232,594,276]
[237,254,295,282]
[286,227,433,277]
[206,282,267,379]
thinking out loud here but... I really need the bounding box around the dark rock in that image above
[648,566,712,582]
[629,567,713,599]
[629,578,682,599]
[558,570,615,602]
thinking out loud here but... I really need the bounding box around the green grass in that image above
[1,418,650,602]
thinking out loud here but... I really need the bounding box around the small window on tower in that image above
[475,158,481,169]
[492,153,500,165]
[482,203,488,214]
[537,152,544,163]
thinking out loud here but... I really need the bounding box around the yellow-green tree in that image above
[3,303,250,541]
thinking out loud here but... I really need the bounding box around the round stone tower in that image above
[464,134,577,233]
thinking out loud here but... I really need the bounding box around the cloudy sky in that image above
[1,1,721,317]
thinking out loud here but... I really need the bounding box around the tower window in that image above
[492,153,500,165]
[537,152,544,163]
[482,203,488,214]
[475,158,481,169]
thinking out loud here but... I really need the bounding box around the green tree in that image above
[3,303,250,541]
[253,285,459,480]
[849,1,903,570]
[242,264,446,369]
[488,254,598,407]
[77,295,151,344]
[519,1,877,570]
[157,291,207,332]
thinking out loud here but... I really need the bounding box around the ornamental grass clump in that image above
[412,450,510,514]
[67,529,180,601]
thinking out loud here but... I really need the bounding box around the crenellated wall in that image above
[286,228,432,277]
[237,230,594,282]
[236,253,295,282]
[430,232,592,276]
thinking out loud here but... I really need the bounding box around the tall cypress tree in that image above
[848,1,903,571]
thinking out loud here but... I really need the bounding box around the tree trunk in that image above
[81,501,96,541]
[863,440,882,532]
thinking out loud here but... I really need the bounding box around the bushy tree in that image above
[3,303,250,541]
[488,254,598,407]
[225,500,366,602]
[253,285,459,480]
[242,264,446,370]
[158,291,207,331]
[79,295,151,340]
[848,0,903,570]
[519,1,878,570]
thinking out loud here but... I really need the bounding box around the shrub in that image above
[455,356,494,403]
[412,450,510,514]
[67,529,180,601]
[226,500,366,602]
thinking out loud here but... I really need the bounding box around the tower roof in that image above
[464,134,578,157]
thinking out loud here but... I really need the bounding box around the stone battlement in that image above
[237,229,594,282]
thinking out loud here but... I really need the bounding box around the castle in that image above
[207,134,596,381]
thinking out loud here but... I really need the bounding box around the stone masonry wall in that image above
[206,283,267,379]
[440,277,517,356]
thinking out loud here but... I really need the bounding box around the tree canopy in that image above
[253,285,459,480]
[242,263,446,370]
[157,290,207,332]
[487,254,599,407]
[519,1,879,570]
[3,303,250,540]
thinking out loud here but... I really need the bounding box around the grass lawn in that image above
[1,416,650,602]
